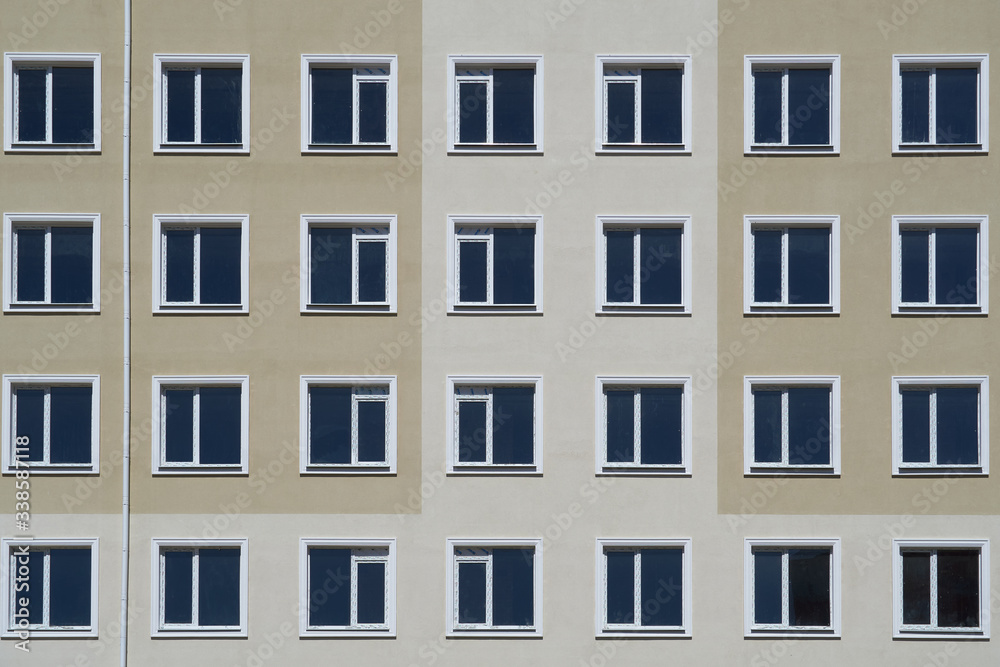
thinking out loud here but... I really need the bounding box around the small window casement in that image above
[299,215,396,313]
[151,376,249,475]
[153,54,250,153]
[744,215,839,314]
[744,376,840,475]
[3,213,101,313]
[893,55,989,153]
[891,216,988,315]
[2,374,100,475]
[298,539,396,637]
[745,538,841,638]
[299,376,396,474]
[152,214,249,314]
[744,55,840,155]
[151,538,248,638]
[1,538,98,638]
[892,376,988,476]
[595,539,692,638]
[4,53,101,152]
[448,56,543,153]
[596,216,691,314]
[447,216,542,313]
[446,539,542,637]
[595,56,692,153]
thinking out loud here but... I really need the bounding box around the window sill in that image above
[746,629,839,639]
[3,466,98,476]
[303,145,397,155]
[446,629,542,638]
[2,628,97,639]
[745,145,838,156]
[745,305,839,315]
[300,466,395,476]
[893,305,986,316]
[6,144,99,154]
[302,303,396,314]
[448,466,541,476]
[449,144,541,156]
[301,628,396,638]
[155,145,250,155]
[153,305,249,314]
[449,305,541,315]
[599,304,690,315]
[153,467,248,476]
[598,467,690,477]
[893,144,986,155]
[597,628,691,639]
[894,629,987,640]
[5,304,99,314]
[745,467,838,476]
[597,144,691,155]
[893,467,986,477]
[152,629,247,639]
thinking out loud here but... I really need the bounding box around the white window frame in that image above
[743,55,841,155]
[299,215,397,313]
[893,539,990,639]
[891,215,988,315]
[151,214,249,314]
[743,215,840,314]
[595,215,692,314]
[594,56,692,154]
[447,215,543,313]
[1,537,99,638]
[3,213,101,313]
[445,538,543,638]
[151,375,249,475]
[299,375,397,475]
[594,538,692,638]
[2,374,100,475]
[298,538,396,637]
[744,376,841,475]
[447,56,544,154]
[892,55,989,154]
[153,54,250,154]
[4,52,101,152]
[744,538,841,638]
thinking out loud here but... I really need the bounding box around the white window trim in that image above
[2,374,100,475]
[151,214,249,314]
[892,55,989,154]
[298,215,397,313]
[743,538,841,638]
[447,55,544,154]
[594,56,692,154]
[891,376,989,476]
[446,375,542,475]
[150,376,249,475]
[298,375,397,475]
[1,537,99,638]
[595,215,692,314]
[743,55,841,155]
[153,54,250,154]
[892,539,990,639]
[3,213,101,313]
[743,376,841,475]
[299,55,397,154]
[743,215,840,314]
[150,538,248,638]
[297,538,396,637]
[594,538,692,638]
[891,215,988,315]
[445,538,543,638]
[4,52,102,153]
[594,376,692,476]
[446,215,543,314]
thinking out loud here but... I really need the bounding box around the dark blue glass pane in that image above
[164,230,195,302]
[936,68,978,144]
[935,228,977,306]
[787,69,830,145]
[357,241,387,303]
[936,388,979,465]
[788,549,830,627]
[902,552,930,625]
[15,389,44,462]
[458,401,488,463]
[356,562,386,624]
[606,81,635,143]
[937,550,979,627]
[199,387,241,464]
[50,386,92,464]
[901,70,930,143]
[310,387,351,464]
[458,82,488,143]
[458,562,487,624]
[753,230,782,302]
[641,68,683,143]
[16,69,46,142]
[198,549,240,626]
[640,388,683,465]
[163,550,193,624]
[311,68,352,144]
[458,241,488,303]
[788,387,830,466]
[640,227,682,305]
[201,68,242,144]
[493,69,534,144]
[788,228,829,305]
[309,549,351,626]
[900,230,930,302]
[492,548,533,626]
[493,228,534,305]
[605,231,634,303]
[754,551,782,624]
[753,390,782,463]
[199,228,241,305]
[14,228,45,302]
[310,228,352,304]
[17,551,44,624]
[901,390,931,463]
[641,549,682,626]
[165,70,195,142]
[51,227,92,304]
[358,81,387,143]
[605,551,634,624]
[164,389,194,463]
[493,387,534,464]
[52,67,94,143]
[606,390,634,463]
[753,70,782,143]
[357,401,386,463]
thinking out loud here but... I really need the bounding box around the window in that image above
[2,374,100,475]
[446,539,542,637]
[892,216,988,314]
[893,55,989,153]
[596,377,692,475]
[744,55,840,154]
[299,376,396,474]
[4,53,101,152]
[152,215,248,313]
[744,216,840,314]
[595,539,692,638]
[153,54,250,153]
[151,539,247,637]
[448,56,543,153]
[745,539,840,637]
[894,540,989,638]
[4,213,101,312]
[447,216,542,313]
[151,376,249,475]
[299,215,396,313]
[299,539,395,637]
[2,538,98,638]
[596,216,691,314]
[744,376,840,475]
[595,56,691,153]
[892,376,988,475]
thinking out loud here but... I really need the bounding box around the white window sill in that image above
[597,145,691,155]
[3,466,98,475]
[448,466,541,476]
[300,466,395,476]
[894,629,987,640]
[598,467,690,477]
[5,304,98,313]
[153,467,248,476]
[6,144,99,154]
[2,628,97,638]
[303,145,396,155]
[893,467,985,477]
[746,628,839,639]
[893,144,985,155]
[155,145,250,155]
[300,627,395,638]
[746,145,838,156]
[449,145,541,155]
[599,304,690,315]
[152,629,247,639]
[449,305,541,315]
[746,467,838,476]
[302,303,396,314]
[746,304,839,315]
[446,628,541,638]
[893,305,986,315]
[597,628,691,639]
[154,305,249,314]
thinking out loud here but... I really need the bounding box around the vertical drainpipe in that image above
[120,0,132,664]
